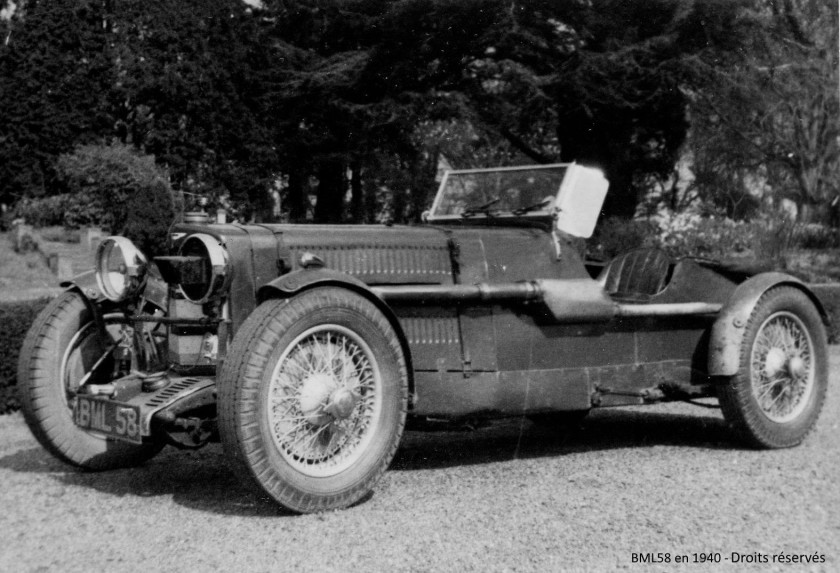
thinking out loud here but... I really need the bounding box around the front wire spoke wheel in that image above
[18,292,163,470]
[60,316,124,410]
[218,287,408,513]
[269,326,381,476]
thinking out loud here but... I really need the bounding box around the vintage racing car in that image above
[19,164,829,513]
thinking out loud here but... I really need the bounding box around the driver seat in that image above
[598,248,673,302]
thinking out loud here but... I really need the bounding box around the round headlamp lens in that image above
[178,234,230,303]
[95,237,148,301]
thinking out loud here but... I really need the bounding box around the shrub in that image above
[12,194,70,228]
[587,217,659,260]
[647,211,756,259]
[809,284,840,344]
[11,224,39,254]
[643,210,799,269]
[0,297,52,415]
[56,143,176,256]
[39,227,81,244]
[793,224,840,250]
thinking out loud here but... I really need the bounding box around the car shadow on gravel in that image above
[392,407,735,471]
[0,444,294,517]
[0,407,734,516]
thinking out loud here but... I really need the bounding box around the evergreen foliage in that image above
[0,0,836,224]
[56,142,175,256]
[0,0,116,203]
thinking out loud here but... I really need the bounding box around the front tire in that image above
[718,287,828,448]
[18,292,163,470]
[218,287,408,513]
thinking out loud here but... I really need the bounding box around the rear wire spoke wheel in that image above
[18,292,163,469]
[218,288,408,513]
[718,287,828,448]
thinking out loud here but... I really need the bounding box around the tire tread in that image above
[218,288,407,513]
[718,286,828,449]
[18,292,162,470]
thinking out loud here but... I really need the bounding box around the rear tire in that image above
[718,287,828,448]
[218,287,408,513]
[18,292,163,470]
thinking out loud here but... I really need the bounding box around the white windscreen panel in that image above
[554,165,609,238]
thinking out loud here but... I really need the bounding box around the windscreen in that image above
[432,166,568,218]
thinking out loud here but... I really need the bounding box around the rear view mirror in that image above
[554,165,608,238]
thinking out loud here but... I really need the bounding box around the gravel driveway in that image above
[2,351,838,573]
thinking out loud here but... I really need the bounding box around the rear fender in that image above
[258,269,416,406]
[709,272,828,376]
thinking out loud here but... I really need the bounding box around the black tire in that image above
[18,292,163,470]
[718,287,828,449]
[218,287,408,513]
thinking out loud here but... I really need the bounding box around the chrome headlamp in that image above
[95,237,148,302]
[178,234,231,304]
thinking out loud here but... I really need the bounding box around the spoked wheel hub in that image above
[297,373,360,426]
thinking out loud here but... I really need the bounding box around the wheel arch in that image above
[709,272,829,376]
[60,267,168,311]
[258,269,416,407]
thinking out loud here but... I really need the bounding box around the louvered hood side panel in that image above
[276,225,454,285]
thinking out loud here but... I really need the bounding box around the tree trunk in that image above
[364,172,378,223]
[314,160,346,223]
[408,155,436,223]
[286,168,307,223]
[350,160,363,223]
[600,165,638,219]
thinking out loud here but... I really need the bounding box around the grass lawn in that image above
[0,227,98,302]
[0,235,63,302]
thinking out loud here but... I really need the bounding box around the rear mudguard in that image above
[708,272,828,376]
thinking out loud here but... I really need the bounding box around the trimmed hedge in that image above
[810,283,840,345]
[0,297,51,414]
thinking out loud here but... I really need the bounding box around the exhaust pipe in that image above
[372,279,721,323]
[371,282,541,304]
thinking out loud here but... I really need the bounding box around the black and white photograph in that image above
[1,1,838,571]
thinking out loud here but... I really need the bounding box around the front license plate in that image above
[73,396,143,444]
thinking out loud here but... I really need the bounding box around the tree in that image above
[112,0,279,219]
[0,0,281,220]
[360,0,706,217]
[0,0,117,204]
[684,0,839,220]
[258,0,404,223]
